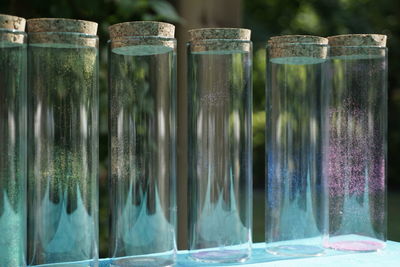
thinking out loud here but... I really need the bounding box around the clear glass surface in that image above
[108,37,177,267]
[0,29,27,267]
[27,32,99,266]
[187,40,253,263]
[324,47,387,252]
[265,44,328,256]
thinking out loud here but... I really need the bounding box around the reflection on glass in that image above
[187,31,253,263]
[324,37,387,252]
[266,37,328,257]
[108,23,177,267]
[0,26,27,267]
[27,24,99,266]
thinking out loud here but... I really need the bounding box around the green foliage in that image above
[148,0,181,22]
[253,47,266,111]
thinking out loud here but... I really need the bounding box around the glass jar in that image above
[187,28,253,263]
[27,18,99,266]
[265,35,329,256]
[108,21,177,267]
[0,14,27,267]
[324,34,387,252]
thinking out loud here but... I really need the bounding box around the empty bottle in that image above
[27,18,99,266]
[324,34,387,252]
[108,21,177,267]
[0,14,27,267]
[266,35,329,256]
[187,28,253,263]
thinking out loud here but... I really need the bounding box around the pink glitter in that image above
[327,99,386,242]
[325,240,385,252]
[328,100,385,196]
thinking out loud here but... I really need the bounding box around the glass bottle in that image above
[187,28,253,263]
[0,14,27,267]
[265,35,329,256]
[27,18,99,266]
[324,34,387,252]
[108,21,177,267]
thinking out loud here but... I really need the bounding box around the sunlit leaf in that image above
[149,0,181,22]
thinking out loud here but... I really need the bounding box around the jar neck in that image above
[329,46,387,58]
[188,39,251,54]
[109,36,176,56]
[0,28,26,45]
[28,32,98,48]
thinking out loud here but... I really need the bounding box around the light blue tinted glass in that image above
[187,40,253,263]
[27,32,99,266]
[0,29,27,267]
[108,38,177,267]
[324,46,387,252]
[266,42,328,256]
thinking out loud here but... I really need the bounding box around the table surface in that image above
[99,241,400,267]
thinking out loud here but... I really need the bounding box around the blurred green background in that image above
[2,0,399,257]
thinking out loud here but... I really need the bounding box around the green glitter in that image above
[0,38,27,266]
[28,42,98,265]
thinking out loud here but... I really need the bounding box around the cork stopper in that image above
[188,28,251,53]
[109,21,175,54]
[27,18,97,35]
[109,21,175,40]
[328,34,387,47]
[188,28,250,41]
[268,35,328,64]
[26,18,98,47]
[328,34,387,58]
[0,14,26,31]
[0,14,26,44]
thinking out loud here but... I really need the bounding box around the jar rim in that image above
[28,31,98,40]
[268,35,328,45]
[328,34,387,47]
[0,27,26,35]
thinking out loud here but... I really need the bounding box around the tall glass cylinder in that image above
[0,14,27,267]
[187,28,253,263]
[108,22,177,267]
[266,36,328,256]
[27,18,99,266]
[324,34,387,252]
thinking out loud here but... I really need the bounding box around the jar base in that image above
[266,244,324,257]
[110,253,175,267]
[324,236,385,252]
[30,259,94,267]
[189,248,250,263]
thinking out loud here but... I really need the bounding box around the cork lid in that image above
[268,35,328,64]
[26,18,98,47]
[27,18,98,35]
[109,21,175,55]
[188,28,251,41]
[188,28,251,54]
[328,34,387,58]
[109,21,175,39]
[0,14,25,31]
[328,34,387,47]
